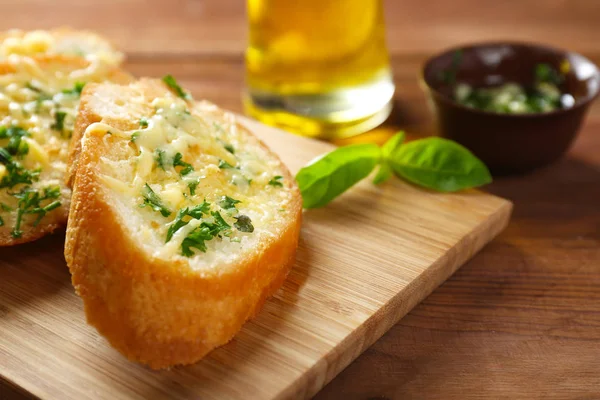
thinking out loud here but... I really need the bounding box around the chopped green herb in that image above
[130,131,140,142]
[0,215,3,227]
[52,111,67,132]
[154,149,168,170]
[187,202,211,219]
[181,226,213,256]
[139,117,149,128]
[188,179,200,196]
[453,63,568,114]
[268,175,283,187]
[535,63,563,85]
[1,126,30,158]
[140,183,172,217]
[162,74,191,100]
[173,152,193,175]
[166,201,211,242]
[224,144,235,154]
[61,82,85,96]
[11,186,61,238]
[0,203,12,212]
[219,195,241,211]
[230,237,241,243]
[1,126,28,141]
[208,211,231,236]
[25,82,43,93]
[179,211,231,256]
[218,159,236,169]
[0,148,40,189]
[234,215,254,233]
[166,209,190,242]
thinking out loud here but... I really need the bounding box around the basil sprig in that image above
[296,132,491,209]
[373,131,405,184]
[296,143,381,209]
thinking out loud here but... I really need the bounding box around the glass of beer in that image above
[244,0,395,139]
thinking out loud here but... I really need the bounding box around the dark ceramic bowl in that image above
[422,42,600,174]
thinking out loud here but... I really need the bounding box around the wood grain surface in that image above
[1,0,600,399]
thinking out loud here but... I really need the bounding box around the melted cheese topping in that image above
[0,51,123,237]
[88,95,294,266]
[0,29,123,66]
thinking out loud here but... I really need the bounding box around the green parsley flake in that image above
[0,148,40,189]
[173,152,194,175]
[162,75,192,100]
[224,144,235,154]
[219,195,241,211]
[188,179,200,196]
[218,159,236,169]
[130,131,140,142]
[52,111,67,132]
[268,175,283,187]
[178,211,231,256]
[166,202,211,242]
[11,186,61,238]
[140,184,172,217]
[61,82,85,96]
[155,149,168,170]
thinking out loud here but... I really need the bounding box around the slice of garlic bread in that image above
[0,28,123,65]
[0,55,131,246]
[65,78,302,369]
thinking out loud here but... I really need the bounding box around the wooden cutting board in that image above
[0,118,512,400]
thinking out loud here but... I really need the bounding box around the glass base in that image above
[243,76,395,140]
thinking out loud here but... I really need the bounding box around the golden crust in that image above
[0,55,131,247]
[64,80,303,369]
[66,79,163,188]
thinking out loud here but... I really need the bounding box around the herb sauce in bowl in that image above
[422,42,600,174]
[453,63,575,114]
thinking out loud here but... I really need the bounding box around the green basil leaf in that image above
[373,132,405,184]
[373,164,393,185]
[389,137,492,192]
[382,132,406,157]
[296,143,381,209]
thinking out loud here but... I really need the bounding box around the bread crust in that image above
[0,55,131,247]
[65,81,303,369]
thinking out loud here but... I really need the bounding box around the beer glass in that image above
[244,0,395,139]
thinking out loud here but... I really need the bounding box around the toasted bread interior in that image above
[0,47,130,245]
[72,79,299,269]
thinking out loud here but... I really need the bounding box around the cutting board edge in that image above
[0,370,39,400]
[276,198,513,400]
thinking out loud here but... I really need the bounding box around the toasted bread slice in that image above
[65,79,302,369]
[0,28,123,65]
[0,53,131,246]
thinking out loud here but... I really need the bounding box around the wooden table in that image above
[3,1,600,398]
